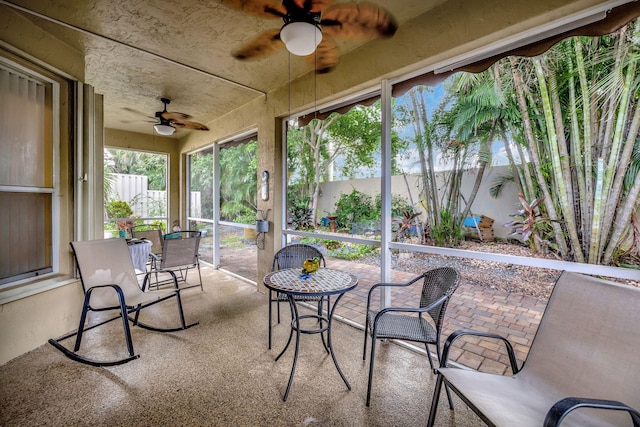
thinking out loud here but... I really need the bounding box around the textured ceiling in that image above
[2,0,450,137]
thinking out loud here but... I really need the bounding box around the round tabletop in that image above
[264,268,358,297]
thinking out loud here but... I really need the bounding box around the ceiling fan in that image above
[222,0,398,73]
[151,98,209,136]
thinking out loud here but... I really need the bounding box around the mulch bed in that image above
[357,240,636,300]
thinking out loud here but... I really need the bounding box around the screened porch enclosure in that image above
[282,17,640,298]
[187,136,259,283]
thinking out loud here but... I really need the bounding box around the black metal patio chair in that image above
[363,267,459,407]
[268,244,327,349]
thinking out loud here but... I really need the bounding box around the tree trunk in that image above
[603,170,640,264]
[509,57,569,257]
[460,124,494,222]
[601,103,640,262]
[306,115,339,225]
[600,29,638,252]
[408,89,438,225]
[499,121,526,198]
[533,57,584,261]
[574,37,592,244]
[600,27,627,161]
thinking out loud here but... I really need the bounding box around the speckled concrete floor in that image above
[0,268,483,426]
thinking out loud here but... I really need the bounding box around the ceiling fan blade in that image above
[291,0,335,13]
[161,111,192,121]
[220,0,286,18]
[122,107,155,119]
[306,36,339,74]
[232,29,284,60]
[171,120,209,131]
[321,2,398,40]
[121,119,157,124]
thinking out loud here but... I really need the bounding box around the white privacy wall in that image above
[316,165,521,240]
[113,174,164,219]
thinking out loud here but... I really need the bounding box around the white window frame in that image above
[0,57,60,289]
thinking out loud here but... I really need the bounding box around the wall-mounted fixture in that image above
[256,209,271,250]
[261,171,269,201]
[256,219,269,233]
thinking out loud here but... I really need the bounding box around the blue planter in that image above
[409,225,423,236]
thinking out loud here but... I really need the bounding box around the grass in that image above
[220,231,245,249]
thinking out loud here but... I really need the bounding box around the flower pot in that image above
[256,220,269,233]
[244,227,258,241]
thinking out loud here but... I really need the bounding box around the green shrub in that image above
[430,209,464,247]
[298,237,377,260]
[105,200,133,219]
[234,210,257,225]
[299,236,322,246]
[289,192,314,230]
[323,240,342,250]
[333,191,415,234]
[335,188,376,231]
[373,193,415,218]
[328,243,378,260]
[151,219,167,232]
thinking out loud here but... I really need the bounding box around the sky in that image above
[330,80,522,181]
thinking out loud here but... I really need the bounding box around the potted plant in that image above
[106,200,134,238]
[235,212,258,241]
[117,219,134,238]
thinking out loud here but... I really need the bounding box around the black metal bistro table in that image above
[263,268,358,401]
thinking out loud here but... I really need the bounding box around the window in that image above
[281,12,639,325]
[219,137,257,225]
[186,135,259,282]
[187,146,214,264]
[217,135,258,282]
[0,61,56,286]
[103,148,168,237]
[388,18,640,273]
[285,103,382,267]
[283,103,386,316]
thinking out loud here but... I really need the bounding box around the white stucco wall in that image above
[317,165,521,239]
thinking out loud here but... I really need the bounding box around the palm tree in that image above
[219,141,258,223]
[504,20,640,264]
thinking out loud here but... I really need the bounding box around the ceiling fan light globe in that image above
[280,22,322,56]
[154,123,175,135]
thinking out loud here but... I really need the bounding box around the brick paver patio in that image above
[217,246,548,374]
[330,258,546,374]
